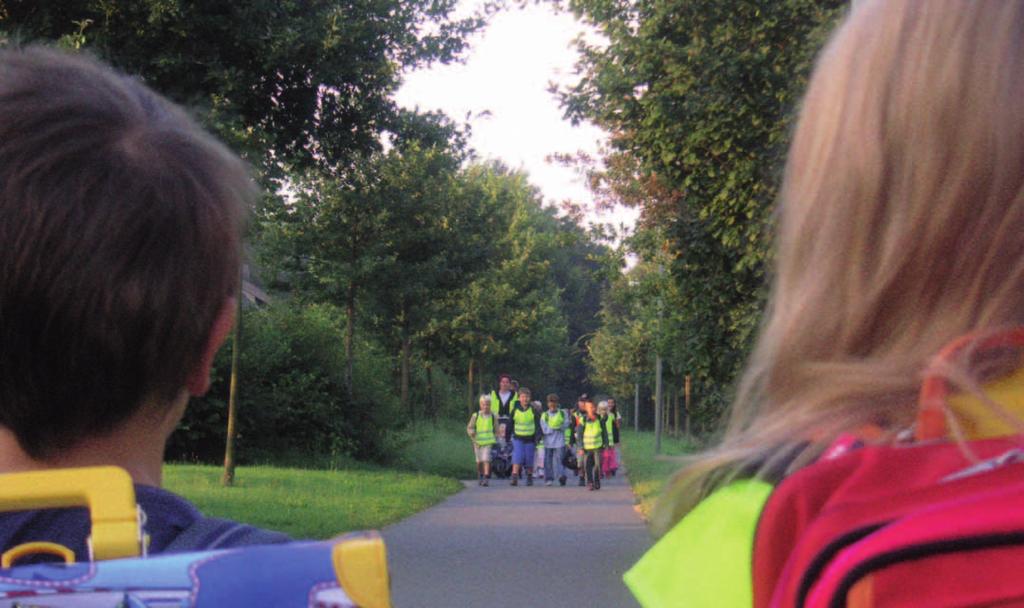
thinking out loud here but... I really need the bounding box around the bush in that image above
[167,301,401,464]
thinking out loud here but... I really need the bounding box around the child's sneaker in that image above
[510,476,518,487]
[482,477,489,487]
[587,483,594,491]
[526,475,534,486]
[545,480,553,486]
[578,476,585,487]
[559,476,567,486]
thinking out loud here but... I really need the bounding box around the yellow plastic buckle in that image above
[0,466,143,561]
[1,541,76,568]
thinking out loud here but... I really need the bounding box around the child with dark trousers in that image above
[576,400,608,491]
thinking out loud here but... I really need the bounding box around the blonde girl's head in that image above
[655,0,1024,535]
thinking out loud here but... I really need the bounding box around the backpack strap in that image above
[164,516,290,553]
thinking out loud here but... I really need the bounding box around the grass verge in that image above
[164,463,461,539]
[619,429,700,521]
[389,419,478,479]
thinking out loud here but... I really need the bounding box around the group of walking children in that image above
[467,378,621,491]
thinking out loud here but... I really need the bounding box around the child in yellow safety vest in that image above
[576,400,608,491]
[540,394,569,486]
[466,394,498,486]
[571,396,588,486]
[510,388,541,486]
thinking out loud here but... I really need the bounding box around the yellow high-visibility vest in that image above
[512,406,536,438]
[475,413,496,446]
[583,418,603,450]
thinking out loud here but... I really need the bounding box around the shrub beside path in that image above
[383,471,650,607]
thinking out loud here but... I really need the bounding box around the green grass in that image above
[620,429,701,521]
[164,463,461,539]
[163,418,480,539]
[389,419,478,479]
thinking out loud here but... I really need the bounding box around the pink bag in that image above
[601,446,618,475]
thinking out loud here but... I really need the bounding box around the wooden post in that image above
[221,285,243,487]
[684,375,692,437]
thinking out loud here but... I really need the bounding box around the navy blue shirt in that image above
[0,484,288,563]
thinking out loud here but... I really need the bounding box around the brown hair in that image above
[656,0,1024,535]
[0,46,251,459]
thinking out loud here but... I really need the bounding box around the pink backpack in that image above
[754,329,1024,607]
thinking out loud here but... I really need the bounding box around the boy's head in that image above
[597,401,609,416]
[576,394,588,411]
[546,394,559,410]
[0,47,251,460]
[478,394,491,412]
[518,387,531,405]
[584,400,596,417]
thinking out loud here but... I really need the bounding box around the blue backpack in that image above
[0,467,391,607]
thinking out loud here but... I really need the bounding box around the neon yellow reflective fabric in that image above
[623,479,774,608]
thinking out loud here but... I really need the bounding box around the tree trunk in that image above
[684,375,692,437]
[344,284,355,402]
[654,355,663,454]
[400,335,412,418]
[467,358,475,414]
[634,382,640,432]
[425,360,435,418]
[673,386,680,437]
[222,287,243,487]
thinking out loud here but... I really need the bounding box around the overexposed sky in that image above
[395,1,639,234]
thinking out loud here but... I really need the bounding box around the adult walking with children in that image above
[490,374,517,442]
[467,394,497,486]
[540,394,568,486]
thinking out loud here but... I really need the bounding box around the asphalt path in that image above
[383,466,651,608]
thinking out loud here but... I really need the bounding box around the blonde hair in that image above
[655,0,1024,536]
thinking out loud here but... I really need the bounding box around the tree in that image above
[557,0,844,409]
[2,0,487,173]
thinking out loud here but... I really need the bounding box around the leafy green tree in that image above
[557,0,844,409]
[170,301,400,463]
[1,0,487,172]
[421,163,611,406]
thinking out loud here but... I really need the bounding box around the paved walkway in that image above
[383,469,651,607]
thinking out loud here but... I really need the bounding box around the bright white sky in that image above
[394,1,640,234]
